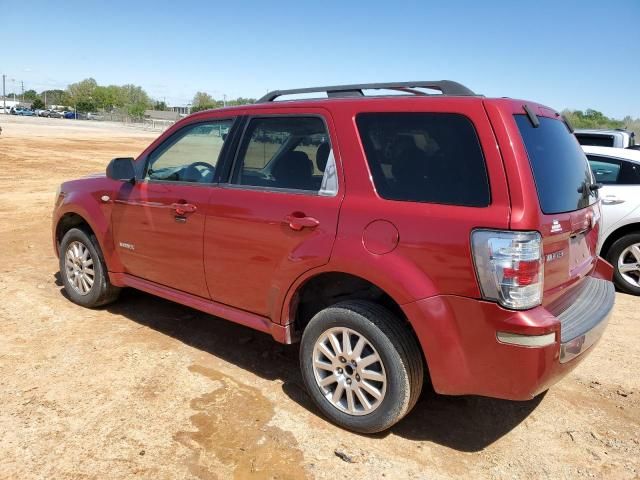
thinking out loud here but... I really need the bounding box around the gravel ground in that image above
[0,115,638,479]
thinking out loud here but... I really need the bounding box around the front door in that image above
[204,113,343,319]
[587,153,640,239]
[112,119,235,298]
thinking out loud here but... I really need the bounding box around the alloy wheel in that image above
[618,243,640,289]
[312,327,387,416]
[64,241,95,295]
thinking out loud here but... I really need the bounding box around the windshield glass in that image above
[515,115,597,214]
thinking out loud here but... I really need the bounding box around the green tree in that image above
[31,98,45,110]
[40,89,68,107]
[76,99,96,112]
[66,78,98,106]
[562,109,624,129]
[127,102,147,118]
[227,97,255,106]
[153,100,167,111]
[192,91,214,107]
[23,89,38,101]
[190,103,216,113]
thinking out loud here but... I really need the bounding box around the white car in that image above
[583,145,640,294]
[577,129,636,149]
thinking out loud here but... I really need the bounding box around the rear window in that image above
[356,113,490,207]
[515,115,597,214]
[575,133,615,147]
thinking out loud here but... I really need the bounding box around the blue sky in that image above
[1,0,638,117]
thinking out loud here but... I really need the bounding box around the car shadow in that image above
[54,279,544,451]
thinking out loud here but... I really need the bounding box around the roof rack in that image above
[257,80,476,103]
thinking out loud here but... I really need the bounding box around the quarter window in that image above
[145,120,233,183]
[232,116,335,194]
[356,113,490,206]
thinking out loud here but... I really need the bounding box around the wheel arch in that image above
[282,270,429,375]
[600,221,640,260]
[55,212,94,248]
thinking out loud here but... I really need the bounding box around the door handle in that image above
[602,196,625,205]
[171,202,197,215]
[284,213,320,231]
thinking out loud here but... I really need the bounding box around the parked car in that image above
[86,112,103,120]
[583,145,640,295]
[17,108,35,116]
[38,109,50,117]
[53,80,614,433]
[576,128,636,149]
[48,110,63,118]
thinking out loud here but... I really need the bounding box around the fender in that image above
[277,248,439,326]
[53,176,125,274]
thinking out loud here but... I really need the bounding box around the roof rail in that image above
[257,80,476,103]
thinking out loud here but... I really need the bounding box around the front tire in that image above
[59,228,120,307]
[607,233,640,295]
[300,300,424,433]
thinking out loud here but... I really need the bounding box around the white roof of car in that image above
[582,145,640,163]
[575,129,633,136]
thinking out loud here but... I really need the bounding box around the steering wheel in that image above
[188,161,215,172]
[184,161,215,182]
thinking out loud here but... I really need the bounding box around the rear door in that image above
[204,111,343,319]
[513,113,600,306]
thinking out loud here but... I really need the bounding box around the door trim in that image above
[108,272,292,342]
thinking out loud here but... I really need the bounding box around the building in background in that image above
[1,98,32,111]
[167,105,191,116]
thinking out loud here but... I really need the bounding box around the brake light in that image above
[471,230,544,310]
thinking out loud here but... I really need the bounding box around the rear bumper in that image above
[402,275,615,401]
[558,276,614,363]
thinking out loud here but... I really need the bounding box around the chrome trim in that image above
[497,331,556,347]
[560,311,611,363]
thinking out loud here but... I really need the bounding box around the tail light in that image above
[471,230,543,310]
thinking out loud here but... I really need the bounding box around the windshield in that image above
[515,115,597,214]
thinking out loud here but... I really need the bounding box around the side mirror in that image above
[106,157,136,183]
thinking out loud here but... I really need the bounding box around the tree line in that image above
[7,81,638,131]
[562,109,639,137]
[6,79,255,117]
[190,91,255,112]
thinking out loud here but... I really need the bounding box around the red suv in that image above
[53,81,615,433]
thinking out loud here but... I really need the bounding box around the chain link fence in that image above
[95,112,176,132]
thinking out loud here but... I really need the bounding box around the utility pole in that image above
[20,80,24,102]
[2,75,5,113]
[44,90,47,107]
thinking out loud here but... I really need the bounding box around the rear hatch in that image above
[514,113,600,308]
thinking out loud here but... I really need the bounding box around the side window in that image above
[619,160,640,185]
[356,113,490,206]
[232,116,335,194]
[588,156,622,184]
[576,134,615,147]
[145,120,233,183]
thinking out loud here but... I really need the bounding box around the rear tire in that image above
[299,300,423,433]
[607,233,640,296]
[59,228,120,307]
